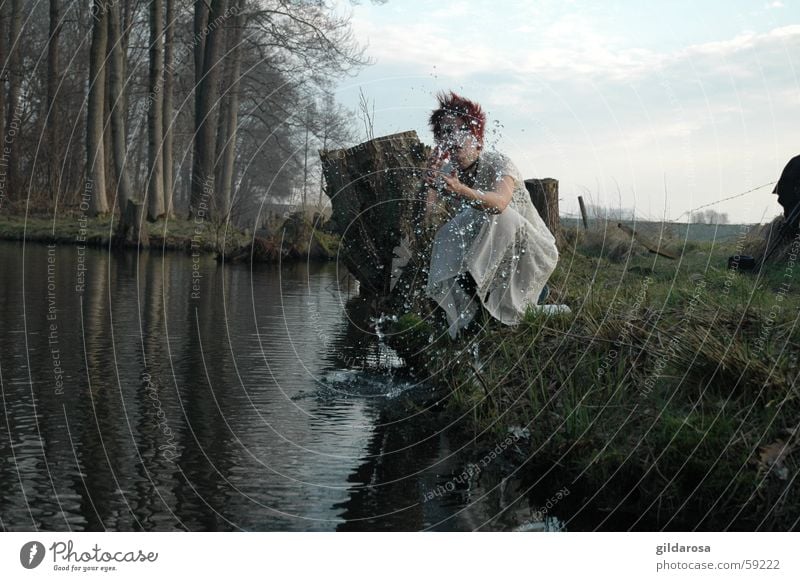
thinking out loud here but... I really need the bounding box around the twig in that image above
[618,222,677,259]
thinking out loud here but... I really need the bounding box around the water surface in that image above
[0,241,536,531]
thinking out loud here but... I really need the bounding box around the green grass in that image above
[386,229,800,530]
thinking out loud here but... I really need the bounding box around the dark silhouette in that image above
[773,154,800,227]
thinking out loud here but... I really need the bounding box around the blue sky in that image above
[330,0,800,223]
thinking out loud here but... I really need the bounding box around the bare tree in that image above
[215,0,245,219]
[162,0,175,217]
[108,0,132,212]
[5,0,22,200]
[147,0,165,220]
[0,5,7,180]
[87,0,109,215]
[357,87,374,142]
[191,0,227,218]
[316,90,356,208]
[1,0,373,222]
[46,0,62,200]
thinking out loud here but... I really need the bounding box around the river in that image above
[0,241,546,531]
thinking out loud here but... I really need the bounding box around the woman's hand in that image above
[423,146,449,189]
[437,174,515,214]
[440,172,469,198]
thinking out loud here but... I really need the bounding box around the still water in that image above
[0,241,536,531]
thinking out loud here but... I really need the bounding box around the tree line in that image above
[0,0,370,227]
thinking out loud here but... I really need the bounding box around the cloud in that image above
[351,2,800,87]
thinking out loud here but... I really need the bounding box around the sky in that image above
[329,0,800,224]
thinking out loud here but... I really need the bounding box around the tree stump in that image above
[114,198,149,247]
[524,178,562,244]
[320,131,430,297]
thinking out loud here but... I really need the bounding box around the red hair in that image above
[428,91,486,145]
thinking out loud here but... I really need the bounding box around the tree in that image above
[162,0,175,217]
[5,0,22,201]
[87,0,109,215]
[192,0,371,221]
[315,90,357,208]
[46,0,62,200]
[108,0,133,212]
[147,0,165,220]
[214,0,245,220]
[690,209,729,224]
[190,0,227,219]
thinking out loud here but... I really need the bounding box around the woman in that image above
[423,91,560,339]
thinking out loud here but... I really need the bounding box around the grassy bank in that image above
[387,224,800,530]
[0,212,340,260]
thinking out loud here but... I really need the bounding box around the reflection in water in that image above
[0,243,543,531]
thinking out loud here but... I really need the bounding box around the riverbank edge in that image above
[0,214,341,262]
[382,261,800,531]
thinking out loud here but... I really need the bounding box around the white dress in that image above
[425,149,559,339]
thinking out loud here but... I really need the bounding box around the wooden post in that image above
[524,178,561,242]
[578,195,589,230]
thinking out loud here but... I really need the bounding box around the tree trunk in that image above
[46,0,61,201]
[318,134,327,208]
[213,20,230,214]
[524,178,562,244]
[115,198,150,247]
[302,112,309,213]
[191,0,226,219]
[320,131,429,297]
[121,0,134,121]
[147,0,165,220]
[87,0,109,215]
[108,0,132,212]
[193,0,208,87]
[217,2,244,219]
[0,5,7,174]
[162,0,175,217]
[5,0,21,201]
[103,53,115,198]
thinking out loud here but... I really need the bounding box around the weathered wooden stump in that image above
[320,131,431,297]
[114,198,149,247]
[524,178,562,244]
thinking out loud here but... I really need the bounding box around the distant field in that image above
[559,217,758,243]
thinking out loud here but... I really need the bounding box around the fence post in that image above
[578,195,589,230]
[524,178,561,242]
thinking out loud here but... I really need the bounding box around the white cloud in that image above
[352,3,800,86]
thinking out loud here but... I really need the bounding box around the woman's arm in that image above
[423,187,439,225]
[422,149,450,224]
[443,174,515,214]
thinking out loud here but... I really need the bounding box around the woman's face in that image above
[437,114,481,169]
